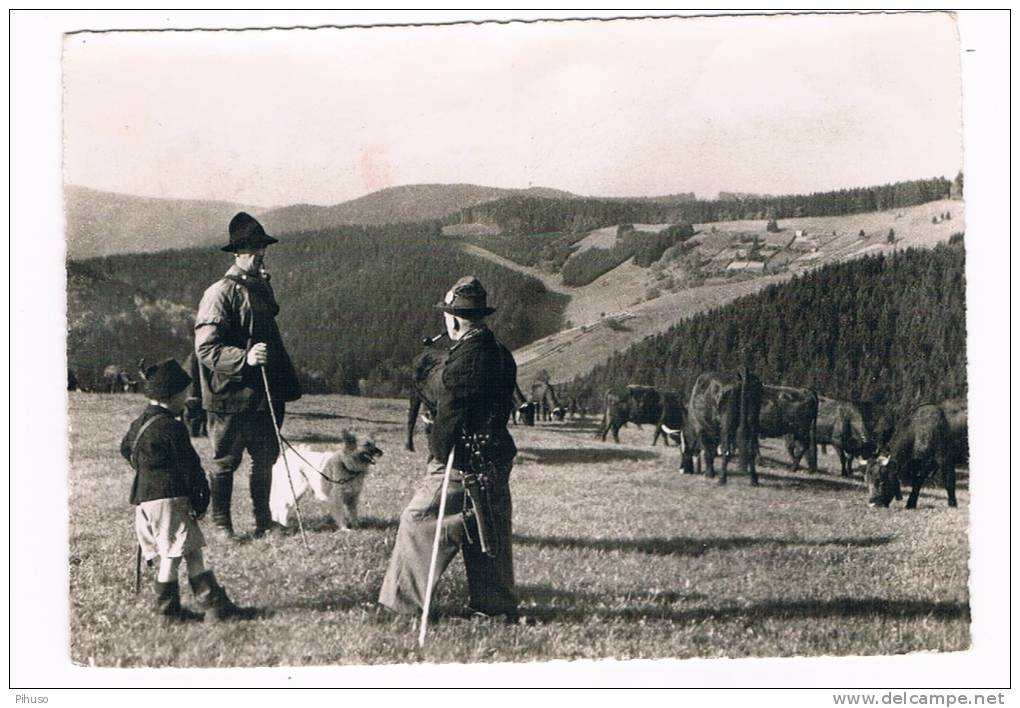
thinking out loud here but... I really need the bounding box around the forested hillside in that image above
[448,176,960,236]
[67,261,196,388]
[571,237,967,418]
[71,222,568,394]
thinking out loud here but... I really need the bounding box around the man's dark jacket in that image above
[429,326,518,468]
[120,405,210,513]
[194,265,302,413]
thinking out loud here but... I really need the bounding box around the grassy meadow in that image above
[68,392,970,667]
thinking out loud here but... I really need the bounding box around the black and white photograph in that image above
[9,8,1012,695]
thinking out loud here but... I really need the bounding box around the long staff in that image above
[261,367,310,552]
[418,447,457,647]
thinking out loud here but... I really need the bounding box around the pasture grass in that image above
[68,393,969,667]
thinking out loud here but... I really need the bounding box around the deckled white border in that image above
[8,9,1012,695]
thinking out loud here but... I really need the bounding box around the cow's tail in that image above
[808,393,819,472]
[596,392,611,440]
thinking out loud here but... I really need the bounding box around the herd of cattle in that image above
[590,376,968,508]
[73,347,969,511]
[407,348,969,510]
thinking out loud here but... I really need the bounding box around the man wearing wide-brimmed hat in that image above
[195,212,302,541]
[378,276,522,622]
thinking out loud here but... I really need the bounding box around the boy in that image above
[121,358,258,623]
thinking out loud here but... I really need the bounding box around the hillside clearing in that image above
[505,199,964,385]
[69,393,969,667]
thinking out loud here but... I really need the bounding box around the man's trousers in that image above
[206,404,284,532]
[378,458,517,616]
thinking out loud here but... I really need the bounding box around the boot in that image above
[250,464,274,538]
[189,571,260,621]
[154,580,204,624]
[208,473,238,542]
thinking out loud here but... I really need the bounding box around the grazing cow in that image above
[815,396,876,476]
[531,381,564,421]
[512,384,536,426]
[103,364,140,393]
[858,401,897,452]
[863,399,968,509]
[681,369,763,485]
[598,385,686,446]
[405,347,448,452]
[567,396,587,419]
[758,384,819,473]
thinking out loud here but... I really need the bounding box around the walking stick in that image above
[418,447,457,648]
[134,545,141,594]
[261,367,310,552]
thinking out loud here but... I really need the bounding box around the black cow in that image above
[815,396,876,476]
[512,384,536,426]
[681,369,763,485]
[567,397,587,419]
[864,399,968,509]
[597,385,686,446]
[531,381,564,421]
[182,351,208,438]
[759,384,819,473]
[856,401,897,453]
[103,364,140,393]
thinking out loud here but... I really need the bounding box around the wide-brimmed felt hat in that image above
[222,212,279,253]
[435,276,496,316]
[142,358,192,401]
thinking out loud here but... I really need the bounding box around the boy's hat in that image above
[142,358,192,401]
[222,212,279,253]
[434,276,496,316]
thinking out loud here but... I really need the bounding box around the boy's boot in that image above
[208,473,238,542]
[154,580,204,624]
[189,571,260,621]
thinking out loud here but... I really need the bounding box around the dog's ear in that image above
[341,428,357,452]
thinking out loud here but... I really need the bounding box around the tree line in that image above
[448,175,961,235]
[569,236,967,419]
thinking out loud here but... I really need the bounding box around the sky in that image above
[62,12,964,208]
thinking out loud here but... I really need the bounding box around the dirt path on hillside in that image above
[459,242,574,296]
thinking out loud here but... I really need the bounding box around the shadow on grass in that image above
[290,411,397,426]
[513,533,893,556]
[517,584,970,625]
[755,470,863,493]
[516,447,659,465]
[271,514,399,534]
[758,455,970,493]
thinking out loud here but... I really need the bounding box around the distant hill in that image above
[64,183,581,258]
[64,186,260,259]
[259,183,579,234]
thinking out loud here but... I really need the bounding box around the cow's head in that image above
[659,424,687,453]
[552,406,567,421]
[862,455,899,507]
[518,402,536,426]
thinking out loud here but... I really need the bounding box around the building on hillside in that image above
[726,260,766,272]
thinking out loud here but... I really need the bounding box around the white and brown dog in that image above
[269,430,384,530]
